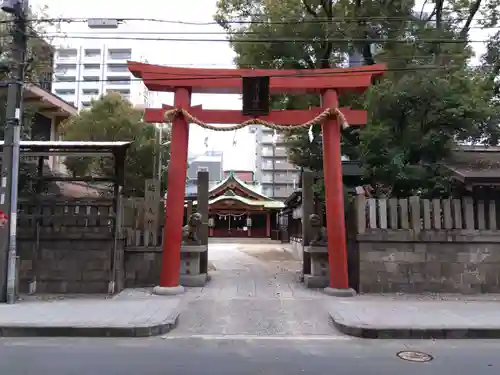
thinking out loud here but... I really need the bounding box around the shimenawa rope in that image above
[162,107,349,132]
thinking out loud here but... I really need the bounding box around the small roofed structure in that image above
[0,141,132,203]
[23,84,77,120]
[443,145,500,191]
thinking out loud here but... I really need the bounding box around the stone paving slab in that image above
[0,296,180,337]
[328,295,500,339]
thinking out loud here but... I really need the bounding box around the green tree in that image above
[216,0,500,198]
[60,93,170,197]
[0,6,64,196]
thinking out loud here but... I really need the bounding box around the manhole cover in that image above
[396,351,433,362]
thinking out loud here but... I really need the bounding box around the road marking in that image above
[160,334,352,341]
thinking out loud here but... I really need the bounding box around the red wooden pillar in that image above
[321,89,352,295]
[266,212,271,238]
[155,88,191,295]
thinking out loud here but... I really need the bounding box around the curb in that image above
[0,314,179,338]
[329,314,500,339]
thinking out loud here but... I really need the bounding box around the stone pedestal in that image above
[179,244,209,287]
[303,246,329,288]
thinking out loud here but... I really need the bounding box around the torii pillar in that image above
[128,61,385,296]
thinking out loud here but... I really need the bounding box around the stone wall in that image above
[15,199,119,295]
[123,249,162,288]
[17,229,118,294]
[358,231,500,293]
[355,195,500,294]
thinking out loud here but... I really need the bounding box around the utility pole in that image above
[0,0,28,304]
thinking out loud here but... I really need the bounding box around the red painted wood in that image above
[144,106,367,126]
[159,88,191,288]
[128,60,384,292]
[266,212,271,238]
[322,90,349,290]
[128,61,386,94]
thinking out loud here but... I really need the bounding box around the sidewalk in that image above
[328,294,500,339]
[0,291,180,337]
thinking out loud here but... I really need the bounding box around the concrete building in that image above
[249,126,300,200]
[185,151,224,197]
[51,45,150,110]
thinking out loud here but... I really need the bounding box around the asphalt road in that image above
[0,336,498,375]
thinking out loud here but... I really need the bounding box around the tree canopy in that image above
[0,6,64,196]
[59,93,170,197]
[215,0,500,198]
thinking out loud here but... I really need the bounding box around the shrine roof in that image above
[209,195,284,209]
[209,171,271,200]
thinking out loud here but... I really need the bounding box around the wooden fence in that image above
[356,196,500,233]
[17,198,115,235]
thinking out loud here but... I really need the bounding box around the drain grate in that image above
[397,351,434,362]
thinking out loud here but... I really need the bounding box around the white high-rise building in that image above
[249,126,300,200]
[52,45,151,110]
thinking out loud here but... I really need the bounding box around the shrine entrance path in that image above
[171,241,341,338]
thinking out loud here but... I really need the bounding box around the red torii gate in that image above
[128,61,385,296]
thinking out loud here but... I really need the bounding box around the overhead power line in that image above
[22,53,483,70]
[1,15,499,25]
[28,64,496,86]
[35,35,494,44]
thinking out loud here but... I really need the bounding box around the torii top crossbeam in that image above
[127,61,385,95]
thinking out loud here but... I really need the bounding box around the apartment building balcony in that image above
[261,134,287,144]
[55,48,78,61]
[107,48,132,63]
[81,63,101,75]
[106,63,129,75]
[53,74,77,84]
[261,186,293,199]
[261,147,288,157]
[54,63,77,76]
[261,176,298,185]
[82,48,102,63]
[106,76,131,88]
[261,162,297,171]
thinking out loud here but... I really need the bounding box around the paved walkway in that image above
[172,243,337,337]
[328,294,500,339]
[0,295,180,337]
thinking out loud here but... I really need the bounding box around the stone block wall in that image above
[358,231,500,293]
[124,249,162,287]
[17,230,116,294]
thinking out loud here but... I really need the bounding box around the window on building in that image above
[81,101,91,108]
[107,64,128,73]
[197,167,208,172]
[84,49,101,58]
[55,89,75,96]
[83,63,100,70]
[82,88,99,95]
[54,63,76,73]
[82,76,100,82]
[57,49,77,58]
[54,75,76,82]
[106,76,131,85]
[107,48,132,60]
[107,88,130,95]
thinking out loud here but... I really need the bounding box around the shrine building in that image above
[191,171,284,238]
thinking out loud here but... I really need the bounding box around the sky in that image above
[29,0,255,171]
[28,0,494,171]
